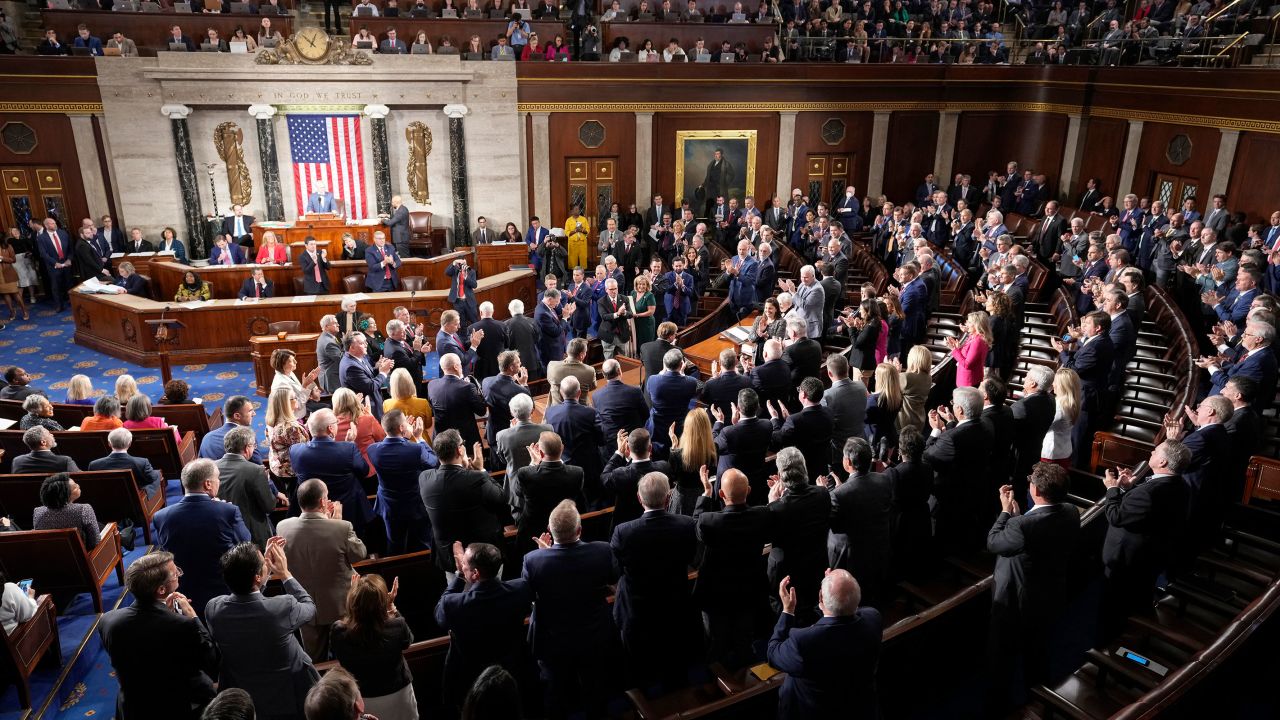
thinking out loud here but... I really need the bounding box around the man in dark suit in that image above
[208,235,245,266]
[98,550,219,720]
[221,205,255,247]
[1172,396,1233,552]
[1102,287,1137,395]
[645,347,700,442]
[384,316,429,397]
[237,268,274,300]
[768,377,833,481]
[510,431,585,560]
[766,447,832,624]
[768,569,883,720]
[119,227,153,255]
[643,195,668,232]
[1010,365,1058,497]
[298,237,331,295]
[544,376,605,504]
[428,352,488,448]
[338,332,394,420]
[534,289,575,377]
[924,387,994,552]
[0,366,42,401]
[215,427,279,549]
[420,429,507,575]
[692,467,773,667]
[749,338,792,410]
[1053,312,1116,466]
[698,348,752,422]
[1077,178,1103,213]
[199,396,267,463]
[468,301,509,382]
[364,231,401,292]
[341,234,367,260]
[596,277,632,359]
[915,172,939,207]
[36,218,73,310]
[11,426,79,474]
[1031,201,1070,269]
[1222,377,1262,497]
[444,257,479,327]
[97,216,126,254]
[755,241,777,306]
[592,359,649,446]
[639,321,680,384]
[522,500,620,718]
[89,427,165,500]
[611,472,699,685]
[366,410,438,555]
[1100,440,1192,638]
[600,429,671,530]
[433,541,533,712]
[505,299,544,379]
[895,263,930,356]
[434,309,481,377]
[782,318,822,387]
[1205,320,1277,406]
[380,195,412,256]
[827,438,893,609]
[481,350,531,462]
[981,379,1016,489]
[151,459,251,616]
[986,463,1081,696]
[289,410,375,536]
[73,225,111,284]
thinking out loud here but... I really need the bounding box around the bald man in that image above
[380,194,411,256]
[693,468,773,668]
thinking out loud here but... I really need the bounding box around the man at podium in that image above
[306,180,337,214]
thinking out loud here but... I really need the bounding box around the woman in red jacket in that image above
[255,231,288,265]
[946,310,992,388]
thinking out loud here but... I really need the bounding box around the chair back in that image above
[401,276,430,292]
[268,320,301,335]
[342,274,365,294]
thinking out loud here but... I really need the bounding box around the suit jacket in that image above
[699,371,752,423]
[533,302,570,371]
[73,237,108,281]
[152,495,250,614]
[505,314,543,376]
[315,332,343,393]
[275,512,367,625]
[364,243,401,291]
[646,371,699,437]
[237,278,274,300]
[203,578,318,718]
[1031,214,1070,265]
[546,360,596,408]
[749,358,792,408]
[341,241,367,260]
[288,437,373,530]
[899,278,929,342]
[481,373,531,448]
[828,471,893,600]
[444,263,478,314]
[494,420,552,479]
[36,228,71,270]
[982,403,1016,482]
[792,280,826,338]
[99,599,218,720]
[767,483,832,610]
[596,293,631,344]
[1209,349,1278,408]
[117,273,149,297]
[783,338,823,385]
[1101,474,1189,575]
[544,400,605,497]
[88,451,163,499]
[640,338,678,382]
[510,461,585,542]
[221,214,256,239]
[1060,335,1116,410]
[435,328,478,377]
[823,377,868,456]
[771,405,833,479]
[384,337,426,397]
[215,453,276,548]
[98,226,127,253]
[924,420,993,549]
[378,38,408,53]
[306,192,336,213]
[11,450,79,474]
[383,205,411,252]
[1010,391,1056,481]
[712,417,774,501]
[692,495,772,609]
[600,456,671,529]
[610,510,698,643]
[366,436,437,529]
[199,422,265,463]
[768,608,883,720]
[727,255,759,310]
[433,576,532,693]
[298,250,331,294]
[987,503,1081,620]
[208,243,244,265]
[521,540,619,661]
[421,463,509,572]
[470,317,509,381]
[337,353,388,420]
[428,375,487,448]
[592,379,649,440]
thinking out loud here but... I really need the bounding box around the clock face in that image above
[295,27,330,61]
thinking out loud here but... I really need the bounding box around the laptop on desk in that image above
[440,8,458,17]
[230,1,251,11]
[261,37,279,48]
[114,0,139,10]
[465,9,483,17]
[410,44,430,54]
[354,39,374,49]
[229,40,248,53]
[719,52,734,62]
[174,1,193,12]
[635,12,653,20]
[200,42,219,52]
[463,51,482,60]
[694,51,711,62]
[70,46,93,56]
[168,41,189,51]
[140,1,160,10]
[103,46,121,55]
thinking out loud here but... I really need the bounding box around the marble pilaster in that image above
[776,111,798,199]
[162,104,208,259]
[69,115,111,220]
[364,104,393,216]
[866,111,891,199]
[1208,129,1240,198]
[248,104,285,221]
[635,111,654,204]
[518,111,531,222]
[1058,113,1088,204]
[531,112,551,225]
[444,104,470,250]
[933,111,959,186]
[1117,120,1145,198]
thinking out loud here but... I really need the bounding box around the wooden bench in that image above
[1242,454,1280,505]
[0,470,165,545]
[0,523,123,614]
[0,594,60,710]
[0,399,221,443]
[0,428,196,479]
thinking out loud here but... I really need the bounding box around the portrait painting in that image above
[674,130,757,219]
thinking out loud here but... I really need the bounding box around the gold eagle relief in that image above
[406,121,432,205]
[213,122,253,207]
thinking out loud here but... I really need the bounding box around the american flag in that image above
[286,114,368,220]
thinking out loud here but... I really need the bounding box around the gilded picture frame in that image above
[674,130,757,216]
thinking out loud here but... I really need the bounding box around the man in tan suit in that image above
[276,478,368,661]
[545,337,597,407]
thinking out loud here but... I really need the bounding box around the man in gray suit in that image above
[494,393,553,484]
[546,338,597,406]
[215,427,282,549]
[821,354,868,468]
[785,265,826,339]
[1203,194,1229,237]
[204,539,318,720]
[276,478,368,662]
[11,426,79,474]
[315,315,344,394]
[380,195,411,257]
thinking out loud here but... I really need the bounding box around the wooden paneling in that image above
[146,255,462,301]
[880,112,938,205]
[1075,117,1127,203]
[951,111,1068,196]
[547,112,636,225]
[0,114,90,228]
[1133,122,1220,203]
[652,113,779,211]
[1227,132,1280,223]
[791,111,873,201]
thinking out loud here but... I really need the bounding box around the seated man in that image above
[37,29,71,56]
[73,24,104,56]
[11,426,79,474]
[209,234,245,266]
[0,365,43,401]
[379,28,408,54]
[306,180,336,214]
[238,267,274,300]
[88,427,164,500]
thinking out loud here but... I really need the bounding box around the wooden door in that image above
[806,154,853,210]
[0,166,71,234]
[1151,173,1200,212]
[566,157,616,265]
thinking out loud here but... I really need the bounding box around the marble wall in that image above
[93,54,522,250]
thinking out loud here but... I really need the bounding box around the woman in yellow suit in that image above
[563,203,590,270]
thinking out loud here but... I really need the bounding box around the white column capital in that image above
[247,104,277,120]
[160,104,192,120]
[1218,128,1240,139]
[443,104,470,119]
[363,104,391,120]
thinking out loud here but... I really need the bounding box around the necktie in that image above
[382,250,391,279]
[457,271,465,298]
[312,253,322,282]
[222,250,231,265]
[1269,227,1280,249]
[235,217,244,236]
[50,231,62,259]
[481,229,487,242]
[255,283,260,298]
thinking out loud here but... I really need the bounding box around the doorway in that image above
[1,166,71,234]
[1151,173,1200,211]
[806,154,853,209]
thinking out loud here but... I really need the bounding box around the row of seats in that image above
[0,397,223,442]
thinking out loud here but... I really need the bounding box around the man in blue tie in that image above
[1203,269,1260,327]
[1264,211,1280,253]
[221,205,256,248]
[364,231,401,292]
[306,180,336,214]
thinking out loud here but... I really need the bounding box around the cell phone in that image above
[16,578,32,593]
[1062,333,1075,343]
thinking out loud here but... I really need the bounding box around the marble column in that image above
[933,111,959,186]
[69,115,110,220]
[1116,120,1144,198]
[866,111,892,199]
[248,104,285,222]
[1058,113,1089,204]
[776,111,798,199]
[364,104,393,216]
[531,112,551,225]
[635,111,654,203]
[518,112,531,223]
[162,104,208,259]
[444,104,470,250]
[1208,129,1240,198]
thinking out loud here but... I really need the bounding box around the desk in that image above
[252,216,378,259]
[474,244,531,277]
[147,254,467,300]
[71,268,536,366]
[40,10,295,54]
[601,20,777,54]
[681,316,755,376]
[249,333,320,397]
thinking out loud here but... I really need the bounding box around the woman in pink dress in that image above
[946,310,992,388]
[122,393,182,444]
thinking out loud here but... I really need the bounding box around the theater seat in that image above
[342,274,365,294]
[409,211,435,257]
[268,321,300,335]
[292,276,306,295]
[0,594,60,710]
[401,275,429,292]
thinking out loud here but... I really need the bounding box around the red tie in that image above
[222,250,231,265]
[458,273,465,299]
[381,249,391,279]
[50,232,62,259]
[312,253,322,282]
[255,283,260,298]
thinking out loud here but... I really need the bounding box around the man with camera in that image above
[444,256,479,328]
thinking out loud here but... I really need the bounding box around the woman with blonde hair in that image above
[268,348,321,419]
[332,387,386,477]
[64,374,95,405]
[946,310,992,388]
[1041,367,1081,469]
[383,367,433,429]
[667,408,717,516]
[265,386,310,500]
[880,293,905,359]
[330,574,417,720]
[897,345,932,432]
[865,362,904,458]
[114,374,138,409]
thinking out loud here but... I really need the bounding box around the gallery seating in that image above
[0,398,222,443]
[0,428,196,479]
[0,469,166,545]
[0,523,124,614]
